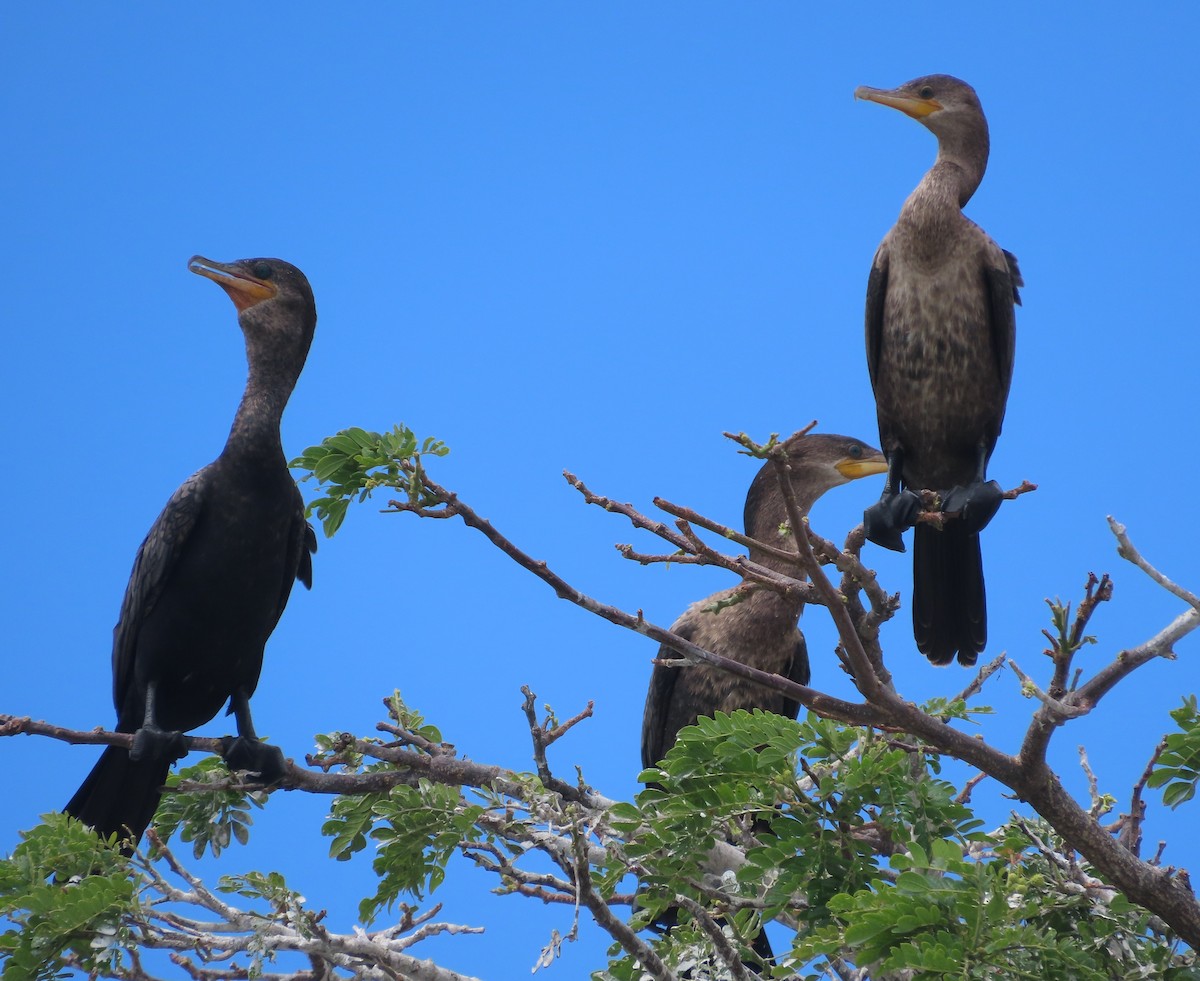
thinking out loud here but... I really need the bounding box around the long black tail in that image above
[64,746,170,848]
[913,521,986,666]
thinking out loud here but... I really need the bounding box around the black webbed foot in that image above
[941,480,1003,534]
[220,736,287,784]
[864,490,922,552]
[130,724,188,764]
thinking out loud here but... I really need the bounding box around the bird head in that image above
[743,433,887,544]
[854,74,988,151]
[780,433,888,493]
[189,256,317,377]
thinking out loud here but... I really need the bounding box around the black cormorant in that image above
[855,74,1022,666]
[64,256,317,845]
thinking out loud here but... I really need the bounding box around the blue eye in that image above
[919,85,934,99]
[252,262,273,279]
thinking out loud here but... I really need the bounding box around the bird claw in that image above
[219,736,286,784]
[864,490,922,552]
[130,725,188,764]
[941,480,1003,533]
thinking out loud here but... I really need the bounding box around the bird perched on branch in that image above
[855,74,1022,667]
[642,432,886,770]
[640,432,885,970]
[65,256,318,846]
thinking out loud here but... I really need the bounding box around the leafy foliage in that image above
[152,756,267,859]
[604,709,1199,979]
[797,824,1199,980]
[3,701,1199,980]
[362,780,486,921]
[290,425,448,536]
[0,814,135,981]
[1150,695,1200,809]
[315,694,491,923]
[611,710,983,974]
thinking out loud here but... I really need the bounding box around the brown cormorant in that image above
[641,433,886,770]
[65,256,317,845]
[639,433,885,970]
[855,74,1022,667]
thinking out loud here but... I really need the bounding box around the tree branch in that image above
[389,464,1200,947]
[384,476,881,727]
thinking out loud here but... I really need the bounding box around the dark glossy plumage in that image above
[65,256,317,845]
[857,74,1022,666]
[641,434,885,770]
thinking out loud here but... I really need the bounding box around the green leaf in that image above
[289,424,450,537]
[0,815,137,979]
[152,756,266,858]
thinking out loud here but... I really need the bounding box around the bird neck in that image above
[743,485,820,588]
[221,362,295,465]
[911,123,989,213]
[737,563,806,627]
[895,155,981,247]
[744,531,809,619]
[749,541,807,577]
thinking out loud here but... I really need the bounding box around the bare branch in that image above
[0,716,227,755]
[954,653,1007,704]
[616,544,706,566]
[385,477,881,728]
[955,771,988,806]
[674,897,756,981]
[1109,517,1200,612]
[653,497,803,567]
[1009,660,1090,723]
[565,472,697,555]
[1077,746,1110,819]
[520,686,595,804]
[126,833,486,981]
[568,820,676,980]
[1112,738,1168,859]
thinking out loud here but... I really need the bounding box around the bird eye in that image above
[252,262,273,280]
[919,85,935,99]
[849,445,863,458]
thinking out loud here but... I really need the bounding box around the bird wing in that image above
[111,469,208,716]
[640,620,698,772]
[280,484,317,619]
[776,632,811,722]
[864,244,890,391]
[985,246,1022,423]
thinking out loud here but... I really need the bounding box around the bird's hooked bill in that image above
[854,85,942,120]
[189,255,277,312]
[835,450,888,480]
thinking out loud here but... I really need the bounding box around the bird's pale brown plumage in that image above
[639,432,885,970]
[641,433,886,769]
[857,74,1022,667]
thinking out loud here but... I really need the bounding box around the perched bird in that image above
[65,256,318,845]
[642,433,886,769]
[855,74,1022,667]
[640,433,885,970]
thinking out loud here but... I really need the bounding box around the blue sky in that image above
[3,4,1199,977]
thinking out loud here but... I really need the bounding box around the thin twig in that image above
[954,653,1008,704]
[385,478,881,728]
[1109,517,1200,612]
[674,897,756,981]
